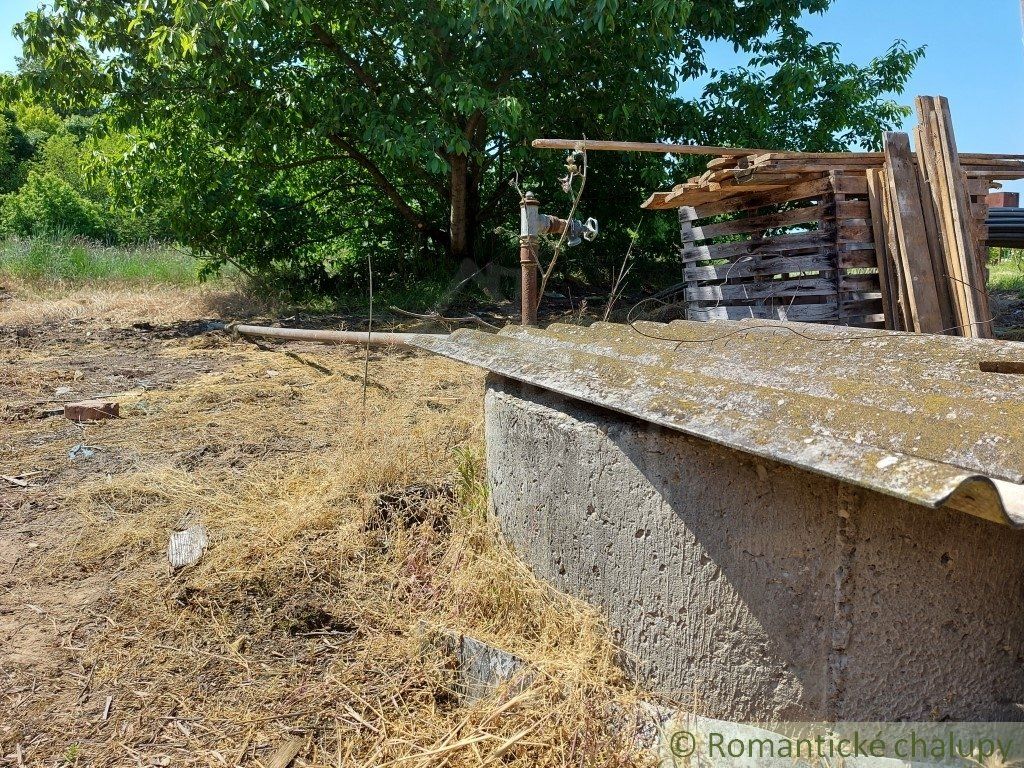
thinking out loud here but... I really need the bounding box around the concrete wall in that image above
[484,374,1024,721]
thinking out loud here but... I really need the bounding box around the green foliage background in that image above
[0,91,175,245]
[3,1,923,304]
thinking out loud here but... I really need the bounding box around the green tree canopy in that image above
[15,1,921,295]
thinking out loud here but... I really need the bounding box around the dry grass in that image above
[0,275,271,328]
[0,287,654,767]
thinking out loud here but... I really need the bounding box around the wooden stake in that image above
[534,138,1024,163]
[533,138,770,157]
[917,96,972,334]
[880,170,913,330]
[912,123,956,332]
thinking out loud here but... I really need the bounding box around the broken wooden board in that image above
[866,168,900,330]
[262,736,306,768]
[933,96,993,338]
[679,230,832,264]
[685,204,823,242]
[686,301,840,323]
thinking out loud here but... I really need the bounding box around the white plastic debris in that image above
[167,524,209,569]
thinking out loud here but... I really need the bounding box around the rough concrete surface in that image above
[484,374,1024,721]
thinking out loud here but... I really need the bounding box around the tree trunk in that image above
[448,153,480,264]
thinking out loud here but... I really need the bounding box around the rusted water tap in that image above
[519,192,598,325]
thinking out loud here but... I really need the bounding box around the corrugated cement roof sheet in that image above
[410,318,1024,528]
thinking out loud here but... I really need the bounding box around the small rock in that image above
[68,444,97,461]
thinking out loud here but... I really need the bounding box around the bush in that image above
[0,114,33,194]
[34,132,87,192]
[1,170,108,239]
[10,101,63,136]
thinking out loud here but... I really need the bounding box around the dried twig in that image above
[388,307,499,331]
[603,224,641,322]
[362,253,373,426]
[537,143,588,312]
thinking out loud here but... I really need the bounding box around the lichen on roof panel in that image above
[411,319,1024,528]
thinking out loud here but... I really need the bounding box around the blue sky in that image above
[2,0,1022,185]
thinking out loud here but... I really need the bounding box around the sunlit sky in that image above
[2,0,1022,189]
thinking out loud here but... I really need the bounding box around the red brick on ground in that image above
[64,400,119,422]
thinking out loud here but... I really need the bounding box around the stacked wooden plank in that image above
[639,96,1024,335]
[642,149,1024,213]
[914,94,993,337]
[868,97,993,337]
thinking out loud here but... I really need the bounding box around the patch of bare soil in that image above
[0,282,651,767]
[991,290,1024,340]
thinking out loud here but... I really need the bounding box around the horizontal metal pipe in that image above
[986,206,1024,247]
[217,323,442,348]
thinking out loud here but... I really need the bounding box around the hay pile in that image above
[1,296,655,767]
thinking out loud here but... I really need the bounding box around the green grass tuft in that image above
[0,236,199,286]
[988,250,1024,295]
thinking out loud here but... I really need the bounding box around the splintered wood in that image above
[639,95,1021,336]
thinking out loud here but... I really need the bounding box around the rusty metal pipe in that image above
[520,193,541,326]
[219,323,439,347]
[540,215,569,235]
[519,240,539,326]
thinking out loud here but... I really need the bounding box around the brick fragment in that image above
[64,400,119,422]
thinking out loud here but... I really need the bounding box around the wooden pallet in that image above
[641,95,1006,335]
[674,174,879,327]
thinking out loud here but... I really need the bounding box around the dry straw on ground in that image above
[0,270,292,330]
[1,283,657,767]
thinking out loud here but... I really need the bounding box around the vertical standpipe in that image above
[520,192,540,326]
